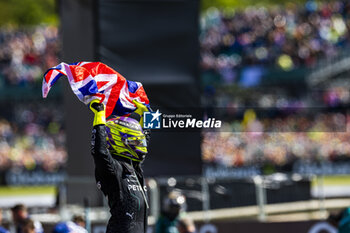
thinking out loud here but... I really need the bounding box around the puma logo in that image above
[126,212,134,219]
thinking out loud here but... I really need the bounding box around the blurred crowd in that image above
[200,0,350,82]
[0,102,66,172]
[0,204,87,233]
[202,111,350,168]
[0,198,196,233]
[212,86,350,108]
[0,25,64,173]
[0,2,349,174]
[202,85,350,168]
[0,26,59,86]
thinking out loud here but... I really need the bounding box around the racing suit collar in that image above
[114,156,135,173]
[115,154,133,165]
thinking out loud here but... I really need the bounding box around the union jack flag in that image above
[42,62,150,117]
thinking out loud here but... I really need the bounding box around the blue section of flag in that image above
[112,99,134,116]
[49,73,63,87]
[78,80,98,96]
[127,80,139,93]
[55,63,62,70]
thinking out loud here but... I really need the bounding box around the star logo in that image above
[144,110,162,129]
[151,110,161,122]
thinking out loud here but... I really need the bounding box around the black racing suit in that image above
[91,125,149,233]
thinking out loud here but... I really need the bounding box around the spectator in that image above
[328,207,350,233]
[177,217,196,233]
[0,209,9,233]
[22,219,35,233]
[155,191,186,233]
[11,204,43,233]
[52,221,87,233]
[71,215,85,229]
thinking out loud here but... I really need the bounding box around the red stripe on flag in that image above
[105,72,126,117]
[97,81,109,89]
[70,66,91,82]
[135,86,150,104]
[82,62,118,76]
[44,70,54,83]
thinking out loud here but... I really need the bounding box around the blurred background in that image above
[0,0,350,232]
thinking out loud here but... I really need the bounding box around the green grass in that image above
[0,186,56,196]
[201,0,309,11]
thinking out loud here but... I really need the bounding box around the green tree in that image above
[0,0,58,27]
